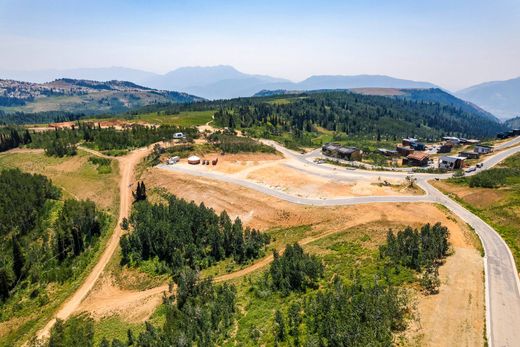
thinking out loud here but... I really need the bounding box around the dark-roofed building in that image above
[458,151,480,159]
[405,152,430,167]
[378,148,399,157]
[438,143,453,153]
[411,142,426,151]
[322,143,362,161]
[396,146,414,156]
[402,138,418,147]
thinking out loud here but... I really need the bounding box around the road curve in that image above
[161,139,520,347]
[34,137,520,346]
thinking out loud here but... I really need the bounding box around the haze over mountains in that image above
[1,65,519,120]
[456,77,520,120]
[0,65,437,99]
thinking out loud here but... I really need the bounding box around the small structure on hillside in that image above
[410,142,426,151]
[187,155,201,165]
[474,145,493,154]
[321,143,362,161]
[402,138,418,147]
[167,156,180,165]
[396,146,414,156]
[458,151,480,159]
[173,132,185,139]
[378,148,399,157]
[438,143,453,153]
[404,152,430,167]
[460,138,480,145]
[439,156,466,170]
[442,136,461,145]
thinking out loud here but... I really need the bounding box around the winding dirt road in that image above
[35,146,152,341]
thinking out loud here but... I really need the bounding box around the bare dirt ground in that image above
[77,167,483,347]
[169,152,419,199]
[189,152,283,175]
[246,164,416,198]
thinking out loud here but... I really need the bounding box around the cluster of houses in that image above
[376,136,492,170]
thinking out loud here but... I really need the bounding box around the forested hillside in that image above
[120,195,271,274]
[0,169,110,342]
[213,91,505,147]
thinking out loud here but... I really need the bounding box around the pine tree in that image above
[12,235,25,281]
[127,329,134,345]
[274,309,286,342]
[0,268,10,301]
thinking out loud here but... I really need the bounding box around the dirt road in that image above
[35,146,152,340]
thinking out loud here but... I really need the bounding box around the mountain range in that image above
[0,78,202,114]
[456,77,520,120]
[0,66,436,100]
[1,65,519,120]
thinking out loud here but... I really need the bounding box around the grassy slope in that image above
[0,149,119,215]
[432,153,520,271]
[85,110,215,128]
[92,220,418,346]
[0,150,120,346]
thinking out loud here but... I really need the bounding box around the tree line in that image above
[0,127,32,152]
[269,243,324,296]
[212,91,504,142]
[207,130,276,154]
[1,122,199,157]
[120,194,270,275]
[272,274,408,346]
[380,223,450,294]
[0,169,108,305]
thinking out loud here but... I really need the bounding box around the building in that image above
[402,138,418,147]
[173,132,185,139]
[442,136,461,144]
[322,143,362,161]
[438,143,453,153]
[378,148,399,157]
[439,156,466,170]
[167,156,180,165]
[458,151,480,159]
[474,145,493,154]
[405,152,430,167]
[396,146,414,156]
[460,138,480,145]
[410,142,426,151]
[187,155,201,165]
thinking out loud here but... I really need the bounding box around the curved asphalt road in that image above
[160,137,520,347]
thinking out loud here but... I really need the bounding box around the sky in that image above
[0,0,519,90]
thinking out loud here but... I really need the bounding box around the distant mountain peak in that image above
[456,76,520,120]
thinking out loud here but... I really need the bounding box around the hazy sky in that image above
[0,0,519,90]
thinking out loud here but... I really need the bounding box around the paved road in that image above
[161,137,520,347]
